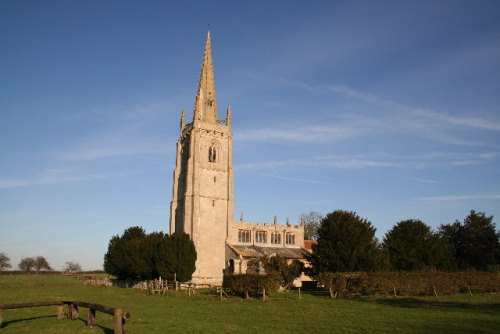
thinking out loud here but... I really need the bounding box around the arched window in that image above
[208,146,217,163]
[285,233,295,245]
[271,233,281,244]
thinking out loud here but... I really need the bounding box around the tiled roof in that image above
[303,240,318,251]
[227,244,307,259]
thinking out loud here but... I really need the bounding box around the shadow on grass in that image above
[1,314,114,334]
[1,314,56,328]
[373,297,500,314]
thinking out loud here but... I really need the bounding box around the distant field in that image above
[0,275,499,333]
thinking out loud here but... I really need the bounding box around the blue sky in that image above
[1,0,500,270]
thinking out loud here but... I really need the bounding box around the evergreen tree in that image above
[104,227,196,281]
[307,210,386,274]
[383,219,448,270]
[167,233,197,282]
[440,210,499,270]
[104,226,152,279]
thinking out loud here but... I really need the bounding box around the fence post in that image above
[57,305,64,319]
[68,303,79,320]
[298,287,301,300]
[328,287,334,299]
[114,308,124,334]
[87,308,96,328]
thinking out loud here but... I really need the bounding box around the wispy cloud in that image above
[0,169,128,189]
[235,123,363,144]
[236,151,500,171]
[236,154,406,171]
[250,172,336,185]
[234,82,499,148]
[59,142,168,161]
[329,84,500,132]
[403,177,442,185]
[414,195,500,202]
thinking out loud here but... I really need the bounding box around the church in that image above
[169,32,307,285]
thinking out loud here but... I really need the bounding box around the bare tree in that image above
[34,256,53,273]
[299,211,323,240]
[18,257,36,274]
[63,261,82,274]
[0,252,11,270]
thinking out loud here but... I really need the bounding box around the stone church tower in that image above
[169,32,234,284]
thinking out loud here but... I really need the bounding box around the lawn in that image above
[0,274,499,333]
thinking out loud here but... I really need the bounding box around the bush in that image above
[223,274,280,298]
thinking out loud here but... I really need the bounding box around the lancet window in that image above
[208,146,217,163]
[285,233,295,245]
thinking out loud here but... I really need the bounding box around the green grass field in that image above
[0,274,499,333]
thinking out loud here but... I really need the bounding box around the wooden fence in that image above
[0,300,131,334]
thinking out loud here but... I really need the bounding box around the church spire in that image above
[193,31,218,124]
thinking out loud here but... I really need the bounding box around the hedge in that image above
[318,271,500,297]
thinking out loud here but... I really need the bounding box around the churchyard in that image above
[0,274,499,333]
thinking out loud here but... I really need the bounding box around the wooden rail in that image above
[0,300,131,334]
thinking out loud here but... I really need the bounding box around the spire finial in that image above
[225,105,232,127]
[193,31,217,124]
[180,110,185,131]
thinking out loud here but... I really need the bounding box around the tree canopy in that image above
[439,210,500,270]
[34,256,53,272]
[104,226,197,281]
[261,255,303,288]
[63,261,82,273]
[307,210,386,274]
[18,256,52,274]
[0,252,11,270]
[300,211,322,240]
[383,219,449,271]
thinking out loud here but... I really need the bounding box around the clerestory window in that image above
[238,230,251,243]
[271,232,281,245]
[256,231,267,244]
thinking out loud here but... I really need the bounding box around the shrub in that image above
[223,274,280,298]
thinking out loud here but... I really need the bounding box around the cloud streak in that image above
[249,172,336,185]
[59,142,168,161]
[0,169,128,189]
[329,84,500,131]
[236,151,500,171]
[235,123,364,144]
[233,82,500,149]
[414,195,500,201]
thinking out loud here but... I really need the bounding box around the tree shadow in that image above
[372,297,500,315]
